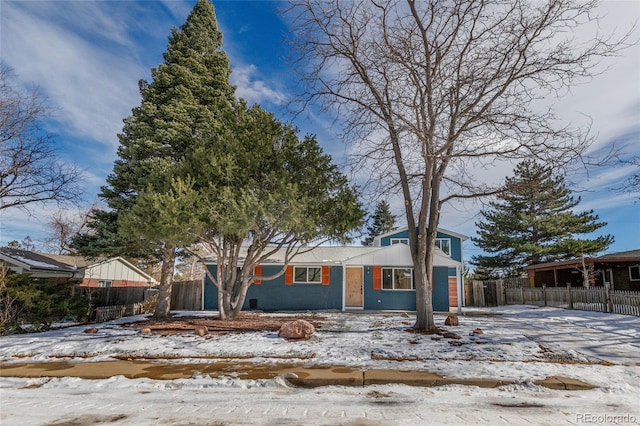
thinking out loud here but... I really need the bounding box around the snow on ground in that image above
[1,305,639,425]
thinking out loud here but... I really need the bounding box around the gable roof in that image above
[372,226,469,246]
[0,248,80,276]
[36,253,93,268]
[205,244,461,268]
[524,249,640,271]
[0,248,155,282]
[205,246,380,265]
[82,256,156,283]
[343,243,460,268]
[596,249,640,262]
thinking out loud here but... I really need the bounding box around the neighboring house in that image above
[203,227,467,312]
[0,248,155,288]
[0,248,83,280]
[78,257,156,288]
[524,249,640,291]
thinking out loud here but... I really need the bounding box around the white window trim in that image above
[381,267,414,291]
[629,265,640,281]
[390,238,409,245]
[435,238,451,256]
[293,266,322,284]
[98,280,113,288]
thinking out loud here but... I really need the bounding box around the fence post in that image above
[520,286,524,304]
[567,284,573,310]
[605,283,612,313]
[542,284,547,307]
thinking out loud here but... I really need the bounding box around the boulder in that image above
[444,315,459,326]
[194,325,209,337]
[278,319,315,340]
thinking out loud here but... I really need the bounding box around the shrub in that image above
[0,268,88,334]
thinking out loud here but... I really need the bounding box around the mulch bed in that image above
[123,312,324,336]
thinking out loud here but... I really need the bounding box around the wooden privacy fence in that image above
[75,286,150,307]
[171,280,202,310]
[505,284,640,316]
[467,278,528,307]
[94,302,150,323]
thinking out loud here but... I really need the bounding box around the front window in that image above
[294,267,322,283]
[435,238,451,256]
[382,268,414,290]
[98,280,112,288]
[630,265,640,281]
[390,238,409,245]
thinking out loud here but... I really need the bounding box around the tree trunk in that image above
[219,279,249,320]
[413,256,436,331]
[413,201,439,331]
[153,244,176,319]
[218,285,230,320]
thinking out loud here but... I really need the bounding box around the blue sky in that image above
[1,0,638,261]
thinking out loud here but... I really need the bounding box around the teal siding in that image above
[204,264,342,311]
[379,230,410,247]
[379,229,463,262]
[361,265,450,311]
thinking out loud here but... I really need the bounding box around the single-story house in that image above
[524,249,640,291]
[0,248,156,288]
[203,227,467,312]
[0,248,82,280]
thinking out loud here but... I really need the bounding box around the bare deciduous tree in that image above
[43,203,97,255]
[0,65,82,212]
[288,0,634,330]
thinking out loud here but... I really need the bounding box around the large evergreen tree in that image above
[73,0,236,318]
[120,104,364,320]
[472,161,613,277]
[361,200,396,246]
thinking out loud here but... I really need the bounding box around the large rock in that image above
[278,319,315,340]
[194,325,209,337]
[444,315,459,326]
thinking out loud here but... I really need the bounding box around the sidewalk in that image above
[0,359,597,390]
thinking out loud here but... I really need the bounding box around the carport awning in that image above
[342,243,460,268]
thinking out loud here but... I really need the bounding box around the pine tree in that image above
[120,104,365,320]
[471,161,613,277]
[362,201,396,246]
[74,0,236,318]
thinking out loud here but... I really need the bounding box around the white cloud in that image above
[553,1,640,153]
[2,2,148,152]
[231,64,287,106]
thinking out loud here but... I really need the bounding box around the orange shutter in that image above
[321,266,330,286]
[254,265,262,285]
[373,266,382,290]
[285,266,293,285]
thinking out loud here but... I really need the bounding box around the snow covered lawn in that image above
[1,305,639,425]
